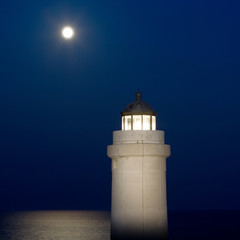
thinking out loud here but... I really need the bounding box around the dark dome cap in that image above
[121,91,157,116]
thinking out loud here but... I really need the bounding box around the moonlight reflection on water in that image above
[0,211,110,240]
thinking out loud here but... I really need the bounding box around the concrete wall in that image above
[107,130,170,240]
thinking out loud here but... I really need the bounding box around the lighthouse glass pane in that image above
[125,116,132,130]
[143,115,151,130]
[122,116,124,130]
[152,116,156,130]
[133,115,142,130]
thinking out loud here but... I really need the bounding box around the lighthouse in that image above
[107,92,171,240]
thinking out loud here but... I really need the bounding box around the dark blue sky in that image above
[0,0,239,211]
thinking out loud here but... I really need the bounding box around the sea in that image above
[0,210,239,240]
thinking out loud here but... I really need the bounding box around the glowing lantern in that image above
[121,91,157,130]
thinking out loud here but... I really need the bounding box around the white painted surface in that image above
[107,130,170,238]
[113,130,165,145]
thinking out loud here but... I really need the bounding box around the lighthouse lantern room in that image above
[121,92,156,131]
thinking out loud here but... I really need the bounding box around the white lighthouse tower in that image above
[107,92,171,240]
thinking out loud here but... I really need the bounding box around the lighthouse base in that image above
[111,228,168,240]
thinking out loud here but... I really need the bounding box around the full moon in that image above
[62,26,74,39]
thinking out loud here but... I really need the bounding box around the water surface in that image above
[0,210,239,239]
[0,211,110,240]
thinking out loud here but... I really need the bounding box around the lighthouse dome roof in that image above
[121,91,157,116]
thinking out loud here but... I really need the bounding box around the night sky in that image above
[0,0,239,211]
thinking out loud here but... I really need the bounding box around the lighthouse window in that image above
[133,115,142,130]
[125,116,132,130]
[143,115,151,130]
[152,116,156,130]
